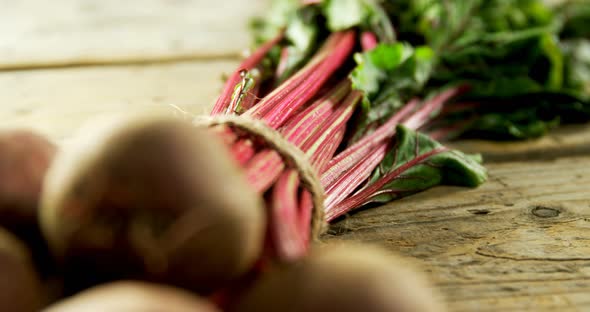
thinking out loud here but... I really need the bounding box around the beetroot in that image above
[40,116,265,293]
[45,281,220,312]
[230,243,446,312]
[0,227,42,312]
[0,130,56,238]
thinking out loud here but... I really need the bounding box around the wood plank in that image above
[0,60,238,141]
[1,56,589,157]
[325,155,590,311]
[448,124,590,162]
[0,0,266,69]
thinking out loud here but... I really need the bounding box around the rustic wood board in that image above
[326,155,590,311]
[0,60,237,141]
[1,59,589,162]
[448,124,590,162]
[1,1,590,310]
[0,0,266,69]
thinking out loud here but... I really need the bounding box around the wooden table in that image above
[1,1,589,311]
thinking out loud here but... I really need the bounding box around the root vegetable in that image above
[230,243,446,312]
[0,227,42,312]
[0,130,56,236]
[0,129,57,276]
[44,281,220,312]
[40,116,265,293]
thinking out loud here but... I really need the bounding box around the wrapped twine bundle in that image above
[194,115,326,240]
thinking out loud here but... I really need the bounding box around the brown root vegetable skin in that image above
[230,243,446,312]
[40,116,265,294]
[0,130,56,234]
[0,227,43,312]
[0,130,57,279]
[43,281,220,312]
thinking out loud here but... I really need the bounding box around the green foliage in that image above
[365,125,487,204]
[349,43,435,140]
[373,0,590,139]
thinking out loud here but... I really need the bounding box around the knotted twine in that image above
[193,115,326,240]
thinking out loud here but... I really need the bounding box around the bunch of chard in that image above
[378,0,590,139]
[207,0,589,263]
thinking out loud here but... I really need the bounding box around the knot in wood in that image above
[531,206,560,218]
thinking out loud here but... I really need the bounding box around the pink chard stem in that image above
[211,125,239,146]
[402,85,470,130]
[230,139,256,166]
[302,90,362,166]
[275,47,290,80]
[297,190,313,247]
[246,31,356,129]
[320,98,421,188]
[361,31,378,51]
[326,147,449,221]
[211,32,284,115]
[244,150,285,194]
[270,169,307,261]
[323,143,389,210]
[313,127,346,173]
[281,80,351,144]
[243,78,352,194]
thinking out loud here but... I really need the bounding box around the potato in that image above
[230,242,446,312]
[0,227,42,312]
[40,115,265,293]
[0,130,55,240]
[44,281,220,312]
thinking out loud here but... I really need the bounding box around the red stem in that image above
[244,32,345,119]
[302,91,362,164]
[230,139,256,166]
[281,80,351,144]
[324,143,389,210]
[242,80,352,193]
[240,82,262,112]
[244,150,284,194]
[361,31,378,51]
[326,147,449,221]
[275,47,290,80]
[403,85,470,130]
[314,127,345,173]
[246,31,356,129]
[298,190,313,247]
[210,125,238,146]
[425,116,478,141]
[270,169,307,261]
[438,101,480,115]
[211,32,284,115]
[320,98,421,188]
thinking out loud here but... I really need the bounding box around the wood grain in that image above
[0,0,266,69]
[1,1,589,310]
[326,156,590,311]
[448,124,590,162]
[1,58,589,163]
[0,60,237,141]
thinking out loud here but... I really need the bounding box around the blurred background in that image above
[0,0,268,141]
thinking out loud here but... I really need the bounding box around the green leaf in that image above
[557,0,590,39]
[350,43,415,97]
[437,90,590,140]
[365,125,487,204]
[250,0,301,44]
[539,34,564,90]
[562,39,590,98]
[349,43,435,141]
[322,0,368,31]
[278,7,321,83]
[468,112,559,139]
[321,0,395,41]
